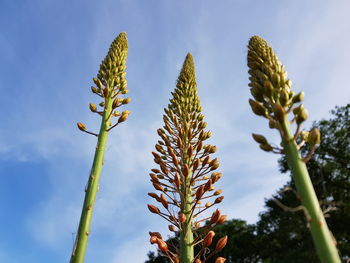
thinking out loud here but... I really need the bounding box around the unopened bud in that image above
[205,202,212,208]
[196,185,205,200]
[308,128,321,146]
[178,212,186,223]
[300,131,309,141]
[156,239,168,253]
[150,236,157,244]
[273,103,285,123]
[252,133,268,144]
[214,196,224,204]
[210,209,221,224]
[215,236,228,251]
[214,189,223,196]
[147,204,160,214]
[93,78,102,89]
[280,89,289,107]
[263,80,274,98]
[292,92,304,104]
[77,122,86,131]
[215,257,226,263]
[210,158,219,170]
[249,99,267,117]
[203,231,215,247]
[259,144,273,152]
[296,108,308,125]
[168,225,175,232]
[122,98,131,104]
[183,164,190,177]
[217,215,227,225]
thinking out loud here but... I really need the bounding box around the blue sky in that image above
[1,0,350,262]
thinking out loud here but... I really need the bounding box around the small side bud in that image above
[214,196,224,204]
[122,98,131,104]
[89,103,97,112]
[292,92,304,104]
[147,204,160,214]
[296,108,308,125]
[259,144,273,152]
[77,122,86,131]
[249,99,267,117]
[273,103,285,123]
[308,128,321,146]
[178,212,186,223]
[252,133,268,144]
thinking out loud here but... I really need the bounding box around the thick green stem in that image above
[281,119,341,263]
[70,97,113,263]
[180,175,194,263]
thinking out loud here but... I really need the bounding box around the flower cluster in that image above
[148,54,227,263]
[247,36,320,160]
[77,32,131,135]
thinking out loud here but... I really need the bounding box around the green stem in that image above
[281,119,341,263]
[180,175,194,263]
[70,97,113,263]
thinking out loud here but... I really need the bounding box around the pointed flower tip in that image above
[177,53,196,87]
[115,32,128,49]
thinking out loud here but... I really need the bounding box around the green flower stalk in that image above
[247,36,341,263]
[70,32,130,263]
[147,54,228,263]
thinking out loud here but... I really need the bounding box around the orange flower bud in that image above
[203,230,215,247]
[156,239,168,253]
[215,257,226,263]
[214,189,223,196]
[149,231,162,239]
[183,164,190,177]
[196,185,205,200]
[178,212,186,223]
[215,236,228,251]
[77,122,86,131]
[217,215,227,225]
[214,196,224,204]
[210,209,221,224]
[147,204,160,214]
[150,236,158,244]
[160,194,169,209]
[168,225,175,232]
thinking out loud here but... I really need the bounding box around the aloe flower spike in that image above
[148,54,227,263]
[70,32,130,263]
[247,35,341,263]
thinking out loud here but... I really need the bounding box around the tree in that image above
[257,103,350,262]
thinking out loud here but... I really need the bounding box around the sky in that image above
[0,0,350,262]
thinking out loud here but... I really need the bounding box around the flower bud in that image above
[178,212,186,223]
[160,194,168,209]
[214,196,224,204]
[93,78,102,89]
[217,215,227,225]
[210,209,221,224]
[308,128,321,146]
[150,236,157,244]
[214,189,223,196]
[210,158,219,170]
[196,185,205,200]
[292,92,304,104]
[279,89,289,107]
[263,80,274,98]
[273,103,285,123]
[203,231,215,247]
[168,225,175,232]
[252,133,268,144]
[183,164,190,177]
[259,143,273,152]
[149,231,162,239]
[147,204,160,214]
[156,239,168,253]
[215,236,228,251]
[122,98,131,104]
[205,202,212,208]
[296,108,308,125]
[300,131,309,141]
[249,99,267,117]
[215,257,226,263]
[77,122,86,131]
[91,86,99,94]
